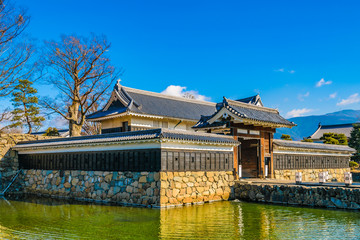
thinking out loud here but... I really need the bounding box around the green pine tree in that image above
[320,132,348,145]
[301,138,313,142]
[349,124,360,162]
[43,127,60,136]
[9,79,45,134]
[281,134,292,141]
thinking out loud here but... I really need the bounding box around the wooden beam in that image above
[229,122,276,133]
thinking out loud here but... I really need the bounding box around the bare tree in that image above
[41,34,120,136]
[0,107,11,132]
[0,0,33,97]
[82,100,102,135]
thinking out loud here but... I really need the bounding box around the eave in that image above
[87,111,200,123]
[206,107,294,129]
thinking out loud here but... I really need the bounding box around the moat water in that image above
[0,197,359,239]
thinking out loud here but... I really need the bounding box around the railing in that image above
[0,169,22,196]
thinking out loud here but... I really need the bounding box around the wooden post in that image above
[260,131,265,178]
[270,132,274,178]
[233,128,238,179]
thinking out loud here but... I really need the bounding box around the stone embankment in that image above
[0,134,55,192]
[352,172,360,182]
[19,170,235,208]
[22,170,160,207]
[234,182,360,210]
[160,171,235,207]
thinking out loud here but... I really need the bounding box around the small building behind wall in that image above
[308,123,357,143]
[273,139,355,182]
[13,129,239,207]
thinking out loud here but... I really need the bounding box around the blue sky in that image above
[9,0,360,124]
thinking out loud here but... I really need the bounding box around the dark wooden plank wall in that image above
[19,149,234,172]
[161,150,233,172]
[19,149,161,172]
[274,153,349,170]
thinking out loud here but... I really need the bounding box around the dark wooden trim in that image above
[229,122,276,133]
[274,153,349,170]
[19,149,161,172]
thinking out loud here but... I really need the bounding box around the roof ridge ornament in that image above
[116,78,122,88]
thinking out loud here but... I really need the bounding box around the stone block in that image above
[196,187,204,193]
[166,189,172,198]
[197,171,205,177]
[139,176,147,183]
[160,172,167,181]
[146,188,154,196]
[173,188,180,197]
[167,172,174,179]
[104,174,113,183]
[183,197,193,204]
[173,176,182,182]
[161,181,169,188]
[126,186,133,193]
[216,188,223,195]
[154,172,160,181]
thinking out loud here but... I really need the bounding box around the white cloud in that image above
[329,92,337,99]
[297,92,310,101]
[286,108,314,118]
[161,85,211,101]
[316,78,332,87]
[336,93,360,106]
[274,68,295,74]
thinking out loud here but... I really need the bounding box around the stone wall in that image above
[0,134,56,191]
[274,168,350,182]
[352,172,360,182]
[234,182,360,210]
[21,170,160,207]
[160,171,235,207]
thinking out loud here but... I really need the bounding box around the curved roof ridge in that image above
[14,128,239,149]
[122,86,216,107]
[226,98,279,113]
[274,139,354,148]
[273,139,356,152]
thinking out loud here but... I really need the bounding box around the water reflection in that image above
[0,197,360,239]
[159,201,360,240]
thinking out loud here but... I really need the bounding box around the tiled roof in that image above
[273,139,356,153]
[87,83,294,129]
[14,129,239,149]
[87,84,216,121]
[309,123,356,139]
[236,94,263,106]
[193,98,295,128]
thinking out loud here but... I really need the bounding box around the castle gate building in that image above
[87,82,295,178]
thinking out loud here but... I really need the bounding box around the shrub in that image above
[301,138,313,142]
[281,134,292,141]
[349,161,359,170]
[43,127,60,136]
